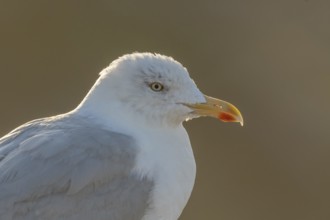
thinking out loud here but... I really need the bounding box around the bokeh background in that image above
[1,1,329,219]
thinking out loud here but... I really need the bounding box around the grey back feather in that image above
[0,114,153,220]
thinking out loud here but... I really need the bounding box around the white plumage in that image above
[0,53,243,220]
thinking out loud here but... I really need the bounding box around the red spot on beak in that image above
[218,112,236,122]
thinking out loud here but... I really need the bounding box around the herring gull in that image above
[0,53,243,220]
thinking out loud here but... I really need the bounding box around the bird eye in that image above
[149,82,164,92]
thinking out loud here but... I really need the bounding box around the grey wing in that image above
[0,117,153,220]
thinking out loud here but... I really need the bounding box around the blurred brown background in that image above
[0,0,329,219]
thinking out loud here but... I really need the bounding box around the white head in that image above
[77,53,243,128]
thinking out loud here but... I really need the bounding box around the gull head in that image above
[78,53,243,127]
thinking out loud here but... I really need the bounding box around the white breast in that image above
[132,125,196,220]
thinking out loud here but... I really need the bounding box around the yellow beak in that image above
[185,95,244,126]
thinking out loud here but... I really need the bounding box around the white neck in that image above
[74,77,197,220]
[136,125,196,220]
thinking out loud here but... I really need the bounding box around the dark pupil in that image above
[154,84,160,89]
